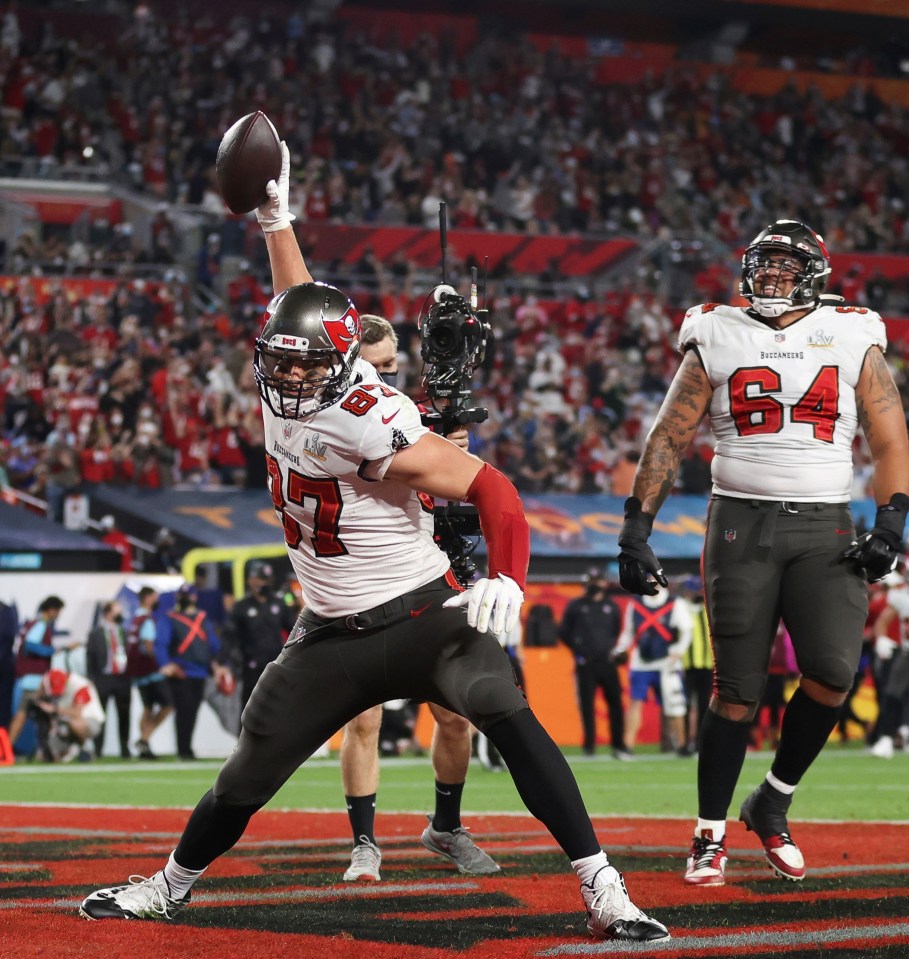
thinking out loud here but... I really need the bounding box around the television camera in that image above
[418,204,492,586]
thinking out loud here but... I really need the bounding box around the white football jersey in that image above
[261,359,450,617]
[679,302,887,501]
[42,673,105,725]
[882,587,909,650]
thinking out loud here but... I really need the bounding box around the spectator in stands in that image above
[147,528,181,575]
[99,515,133,571]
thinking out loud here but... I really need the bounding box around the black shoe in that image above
[739,783,805,881]
[611,747,634,761]
[135,740,157,760]
[178,751,197,761]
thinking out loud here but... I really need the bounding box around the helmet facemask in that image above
[740,221,830,319]
[254,343,349,418]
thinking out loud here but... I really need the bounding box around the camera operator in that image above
[29,668,105,763]
[338,313,500,878]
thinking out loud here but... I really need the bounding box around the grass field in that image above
[4,742,909,959]
[3,743,907,822]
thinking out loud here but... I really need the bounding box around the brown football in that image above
[215,111,282,215]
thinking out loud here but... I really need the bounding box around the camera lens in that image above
[429,322,460,357]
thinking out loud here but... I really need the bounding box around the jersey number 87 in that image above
[265,453,348,557]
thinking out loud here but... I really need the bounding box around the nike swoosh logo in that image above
[382,410,399,424]
[411,603,432,618]
[835,529,852,534]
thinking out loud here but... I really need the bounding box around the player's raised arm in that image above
[257,141,313,294]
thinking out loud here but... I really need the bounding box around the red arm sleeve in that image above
[464,463,530,591]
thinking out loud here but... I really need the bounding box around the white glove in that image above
[443,574,524,635]
[256,140,296,233]
[875,636,899,661]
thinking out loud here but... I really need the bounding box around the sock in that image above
[571,850,611,886]
[345,794,377,845]
[696,710,752,821]
[765,771,795,795]
[160,850,205,900]
[486,709,600,860]
[770,687,842,786]
[432,781,465,833]
[695,818,726,841]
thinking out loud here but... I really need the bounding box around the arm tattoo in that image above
[857,347,901,445]
[635,354,712,513]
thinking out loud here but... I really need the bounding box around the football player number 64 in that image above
[728,365,839,442]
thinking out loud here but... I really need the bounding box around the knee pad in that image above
[465,675,527,731]
[801,654,854,694]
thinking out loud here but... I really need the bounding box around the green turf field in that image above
[3,744,907,821]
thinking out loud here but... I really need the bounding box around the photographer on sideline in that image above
[29,668,105,763]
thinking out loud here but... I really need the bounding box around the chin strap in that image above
[750,297,813,319]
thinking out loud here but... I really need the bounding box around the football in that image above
[215,111,282,215]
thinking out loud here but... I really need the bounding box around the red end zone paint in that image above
[2,806,909,959]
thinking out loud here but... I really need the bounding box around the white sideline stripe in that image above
[4,880,481,911]
[2,800,908,827]
[537,922,909,955]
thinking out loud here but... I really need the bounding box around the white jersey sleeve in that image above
[885,587,909,622]
[262,370,450,617]
[680,302,886,502]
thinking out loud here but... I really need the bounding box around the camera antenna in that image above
[482,256,489,310]
[438,201,448,285]
[470,267,478,311]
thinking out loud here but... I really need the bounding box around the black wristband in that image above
[619,496,655,545]
[874,493,909,545]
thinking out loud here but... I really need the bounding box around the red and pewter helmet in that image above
[254,282,361,418]
[740,219,831,318]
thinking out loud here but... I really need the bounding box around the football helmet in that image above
[254,282,361,418]
[740,220,830,318]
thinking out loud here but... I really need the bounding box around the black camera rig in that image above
[418,204,492,586]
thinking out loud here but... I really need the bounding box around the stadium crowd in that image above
[0,1,907,508]
[0,265,893,508]
[1,2,909,254]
